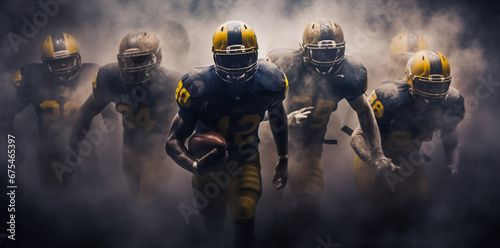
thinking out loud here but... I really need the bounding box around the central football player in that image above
[165,20,288,248]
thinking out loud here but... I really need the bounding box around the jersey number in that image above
[218,114,261,146]
[368,91,384,118]
[291,96,337,129]
[40,100,80,129]
[117,105,156,130]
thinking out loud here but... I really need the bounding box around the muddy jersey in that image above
[175,61,288,161]
[12,63,99,149]
[266,49,367,143]
[93,63,182,149]
[369,80,465,158]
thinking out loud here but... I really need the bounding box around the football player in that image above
[351,50,465,215]
[161,20,202,73]
[387,32,429,78]
[0,33,103,188]
[265,19,394,227]
[165,20,288,248]
[69,31,182,205]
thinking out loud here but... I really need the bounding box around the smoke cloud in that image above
[1,0,499,247]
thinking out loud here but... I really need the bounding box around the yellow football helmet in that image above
[117,31,162,84]
[301,19,345,75]
[212,20,258,85]
[390,32,428,67]
[41,33,82,81]
[406,49,451,105]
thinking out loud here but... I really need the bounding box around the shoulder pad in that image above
[265,49,302,74]
[371,81,406,116]
[339,56,367,86]
[177,66,216,98]
[338,56,368,101]
[254,61,288,94]
[92,63,120,97]
[17,64,44,88]
[442,87,465,120]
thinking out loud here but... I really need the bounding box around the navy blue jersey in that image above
[266,49,367,142]
[175,61,288,161]
[369,80,465,157]
[13,63,99,148]
[93,63,182,148]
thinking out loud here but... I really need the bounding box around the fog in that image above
[0,0,499,247]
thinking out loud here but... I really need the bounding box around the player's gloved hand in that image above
[192,148,228,175]
[272,156,288,189]
[371,156,399,173]
[288,107,314,127]
[446,163,458,177]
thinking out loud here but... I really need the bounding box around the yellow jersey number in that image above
[368,91,384,118]
[39,100,80,129]
[116,105,156,130]
[218,114,261,147]
[291,96,337,129]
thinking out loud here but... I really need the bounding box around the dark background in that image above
[1,0,500,247]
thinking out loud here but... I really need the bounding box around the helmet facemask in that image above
[43,51,82,82]
[408,70,451,106]
[214,44,258,86]
[302,40,345,75]
[118,47,162,84]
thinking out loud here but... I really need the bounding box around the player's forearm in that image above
[268,103,288,156]
[357,108,384,158]
[165,114,197,173]
[165,137,197,173]
[443,130,460,168]
[350,126,373,163]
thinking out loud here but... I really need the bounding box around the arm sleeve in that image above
[175,78,200,123]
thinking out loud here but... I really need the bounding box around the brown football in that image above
[188,131,227,159]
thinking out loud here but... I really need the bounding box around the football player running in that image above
[351,50,465,220]
[0,33,104,189]
[265,19,394,227]
[165,20,288,248]
[70,31,181,205]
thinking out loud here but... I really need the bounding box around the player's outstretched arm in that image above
[349,94,398,172]
[268,102,288,189]
[350,125,374,164]
[69,94,110,153]
[442,129,460,177]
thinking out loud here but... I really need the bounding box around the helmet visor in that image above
[306,47,343,63]
[45,55,79,71]
[215,52,257,69]
[413,76,451,95]
[117,52,158,70]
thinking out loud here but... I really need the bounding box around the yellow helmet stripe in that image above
[63,33,79,54]
[438,51,451,77]
[213,24,229,51]
[41,35,55,58]
[240,22,257,49]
